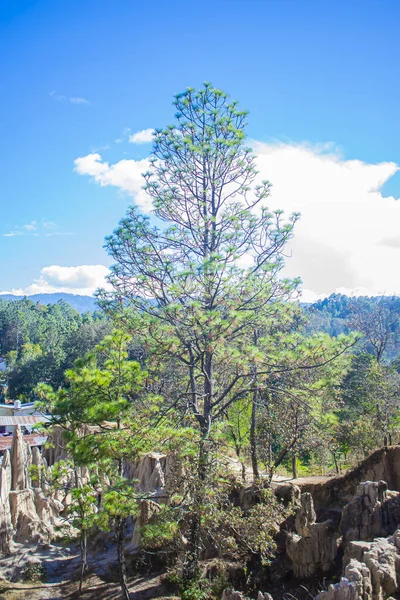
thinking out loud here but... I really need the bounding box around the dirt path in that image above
[289,475,331,485]
[0,573,178,600]
[0,541,177,600]
[225,456,333,486]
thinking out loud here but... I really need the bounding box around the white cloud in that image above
[4,265,111,296]
[300,287,377,304]
[129,128,155,144]
[4,220,37,237]
[49,90,66,101]
[236,253,254,269]
[74,140,400,297]
[70,97,89,105]
[379,236,400,249]
[50,91,90,105]
[22,220,37,231]
[252,141,400,298]
[45,232,74,237]
[42,220,57,230]
[74,153,152,211]
[3,220,72,238]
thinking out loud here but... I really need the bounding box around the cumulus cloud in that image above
[129,128,155,144]
[251,141,400,297]
[74,153,152,211]
[4,265,110,296]
[74,140,400,297]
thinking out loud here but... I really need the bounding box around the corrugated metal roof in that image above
[0,415,50,426]
[0,434,47,451]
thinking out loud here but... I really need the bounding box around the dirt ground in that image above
[0,540,177,600]
[0,574,177,600]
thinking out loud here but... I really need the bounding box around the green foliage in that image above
[180,579,212,600]
[37,330,163,598]
[21,561,45,583]
[168,563,229,600]
[225,397,251,478]
[100,84,301,439]
[68,483,99,532]
[337,352,400,454]
[0,297,111,399]
[201,483,292,565]
[139,509,179,549]
[306,294,400,360]
[36,330,150,463]
[96,83,359,579]
[37,330,157,510]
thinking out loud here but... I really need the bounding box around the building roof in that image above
[0,415,50,426]
[0,434,47,452]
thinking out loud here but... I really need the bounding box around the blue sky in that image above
[1,0,400,298]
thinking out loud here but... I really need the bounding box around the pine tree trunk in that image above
[182,428,209,582]
[241,460,246,483]
[331,451,339,474]
[292,452,298,479]
[250,389,260,482]
[234,441,246,483]
[116,517,130,600]
[250,329,260,483]
[79,530,87,595]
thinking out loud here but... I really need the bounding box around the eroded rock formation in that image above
[131,498,161,547]
[286,492,339,578]
[0,428,186,555]
[313,482,400,600]
[315,559,373,600]
[340,481,400,546]
[5,422,400,600]
[0,427,64,552]
[317,532,400,600]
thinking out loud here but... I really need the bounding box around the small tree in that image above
[37,330,151,599]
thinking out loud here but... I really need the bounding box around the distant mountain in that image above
[0,293,98,313]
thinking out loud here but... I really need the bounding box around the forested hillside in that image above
[2,294,400,433]
[0,297,111,399]
[305,293,400,359]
